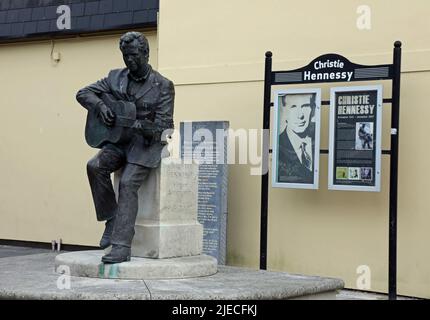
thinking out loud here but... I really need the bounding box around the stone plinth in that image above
[115,158,203,259]
[55,251,217,280]
[54,158,215,282]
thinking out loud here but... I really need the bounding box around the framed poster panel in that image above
[272,88,321,189]
[328,85,383,192]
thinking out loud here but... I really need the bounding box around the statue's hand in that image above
[99,104,115,127]
[132,120,157,139]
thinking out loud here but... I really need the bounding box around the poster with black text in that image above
[328,85,382,192]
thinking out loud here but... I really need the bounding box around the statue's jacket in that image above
[76,66,175,168]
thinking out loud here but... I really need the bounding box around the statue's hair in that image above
[119,31,149,55]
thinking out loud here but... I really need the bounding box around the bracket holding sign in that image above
[259,42,402,300]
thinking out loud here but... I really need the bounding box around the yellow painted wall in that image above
[0,31,158,246]
[157,0,430,298]
[0,0,429,299]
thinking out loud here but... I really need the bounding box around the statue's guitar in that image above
[85,93,136,148]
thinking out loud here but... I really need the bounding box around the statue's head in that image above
[119,31,149,73]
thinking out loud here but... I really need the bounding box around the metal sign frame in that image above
[260,42,402,300]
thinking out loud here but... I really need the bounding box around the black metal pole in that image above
[389,41,402,300]
[260,51,272,270]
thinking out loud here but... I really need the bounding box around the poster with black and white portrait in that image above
[272,88,321,189]
[328,85,382,192]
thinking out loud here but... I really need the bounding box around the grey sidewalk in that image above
[0,245,52,258]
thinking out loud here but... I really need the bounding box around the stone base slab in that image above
[55,251,217,280]
[0,252,344,300]
[131,223,203,258]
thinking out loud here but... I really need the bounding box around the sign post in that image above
[388,41,402,300]
[260,42,402,300]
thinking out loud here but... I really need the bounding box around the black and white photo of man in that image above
[356,122,373,150]
[361,167,372,180]
[349,167,360,180]
[277,93,317,185]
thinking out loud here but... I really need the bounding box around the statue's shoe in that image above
[99,218,115,249]
[101,244,131,264]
